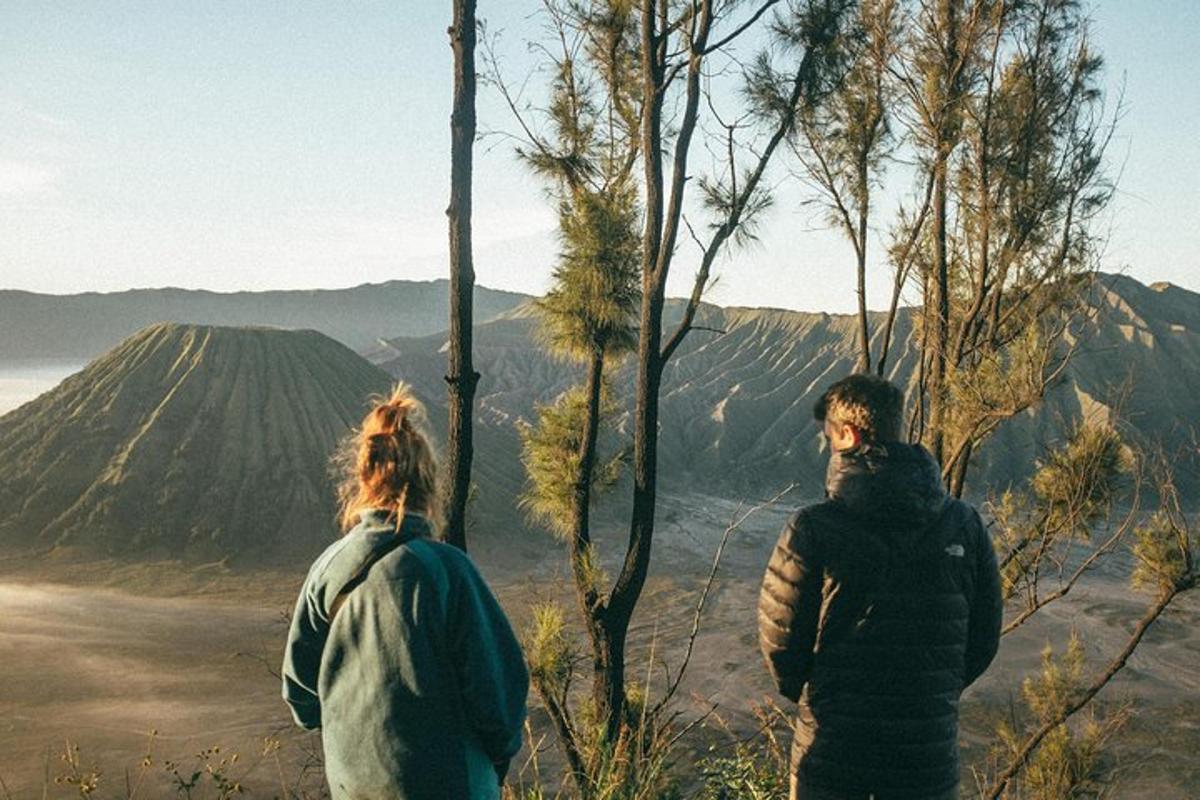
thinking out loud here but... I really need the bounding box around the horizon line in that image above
[1,268,1189,317]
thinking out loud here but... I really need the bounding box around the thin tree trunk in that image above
[877,175,934,377]
[593,624,628,753]
[949,10,1001,370]
[947,438,971,498]
[542,352,609,799]
[927,147,950,468]
[571,353,605,597]
[603,0,707,741]
[603,283,665,743]
[855,195,872,374]
[572,353,607,687]
[876,270,904,378]
[585,0,668,749]
[597,0,781,751]
[531,681,591,797]
[444,0,479,552]
[925,0,965,470]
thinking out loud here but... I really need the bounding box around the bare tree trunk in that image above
[583,0,671,749]
[877,175,934,377]
[603,282,665,742]
[571,352,605,593]
[444,0,479,552]
[533,682,590,796]
[571,352,606,648]
[591,0,795,751]
[855,200,872,374]
[876,272,904,378]
[593,622,628,751]
[923,0,966,470]
[572,354,633,749]
[554,350,609,798]
[947,438,971,498]
[927,146,950,468]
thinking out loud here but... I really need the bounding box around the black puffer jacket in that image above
[758,442,1002,798]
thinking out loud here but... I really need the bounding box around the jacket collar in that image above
[357,508,434,539]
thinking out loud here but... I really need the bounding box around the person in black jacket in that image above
[758,374,1003,800]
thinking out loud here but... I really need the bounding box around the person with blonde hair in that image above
[282,384,528,800]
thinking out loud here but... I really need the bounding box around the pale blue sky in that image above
[1,1,1196,312]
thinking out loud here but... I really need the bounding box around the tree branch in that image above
[650,483,797,719]
[702,0,783,55]
[661,41,813,365]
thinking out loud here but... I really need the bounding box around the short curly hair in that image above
[813,374,905,443]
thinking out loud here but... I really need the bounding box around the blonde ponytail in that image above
[336,383,439,532]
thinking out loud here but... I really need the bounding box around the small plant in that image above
[990,635,1129,800]
[55,740,102,798]
[164,746,243,799]
[697,702,792,800]
[28,724,332,799]
[697,742,788,800]
[584,705,681,800]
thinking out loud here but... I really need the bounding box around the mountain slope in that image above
[0,280,530,360]
[0,323,392,561]
[377,273,1200,503]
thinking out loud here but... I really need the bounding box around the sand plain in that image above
[1,493,1197,798]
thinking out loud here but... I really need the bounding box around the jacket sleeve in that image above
[964,510,1003,688]
[758,511,824,703]
[450,553,530,768]
[281,567,328,730]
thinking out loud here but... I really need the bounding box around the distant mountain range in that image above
[0,280,528,360]
[0,272,1194,563]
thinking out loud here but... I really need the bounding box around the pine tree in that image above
[507,2,643,790]
[889,0,1114,494]
[494,1,855,791]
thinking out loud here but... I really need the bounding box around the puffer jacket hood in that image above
[825,441,947,529]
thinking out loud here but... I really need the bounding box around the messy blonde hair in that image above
[336,383,439,532]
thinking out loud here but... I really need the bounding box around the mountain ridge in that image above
[0,279,530,360]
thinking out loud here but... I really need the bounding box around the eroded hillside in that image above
[377,273,1200,503]
[0,323,391,561]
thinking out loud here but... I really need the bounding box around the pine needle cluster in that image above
[537,184,641,363]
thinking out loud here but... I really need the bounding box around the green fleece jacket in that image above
[282,510,528,800]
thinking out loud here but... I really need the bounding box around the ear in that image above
[841,423,863,449]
